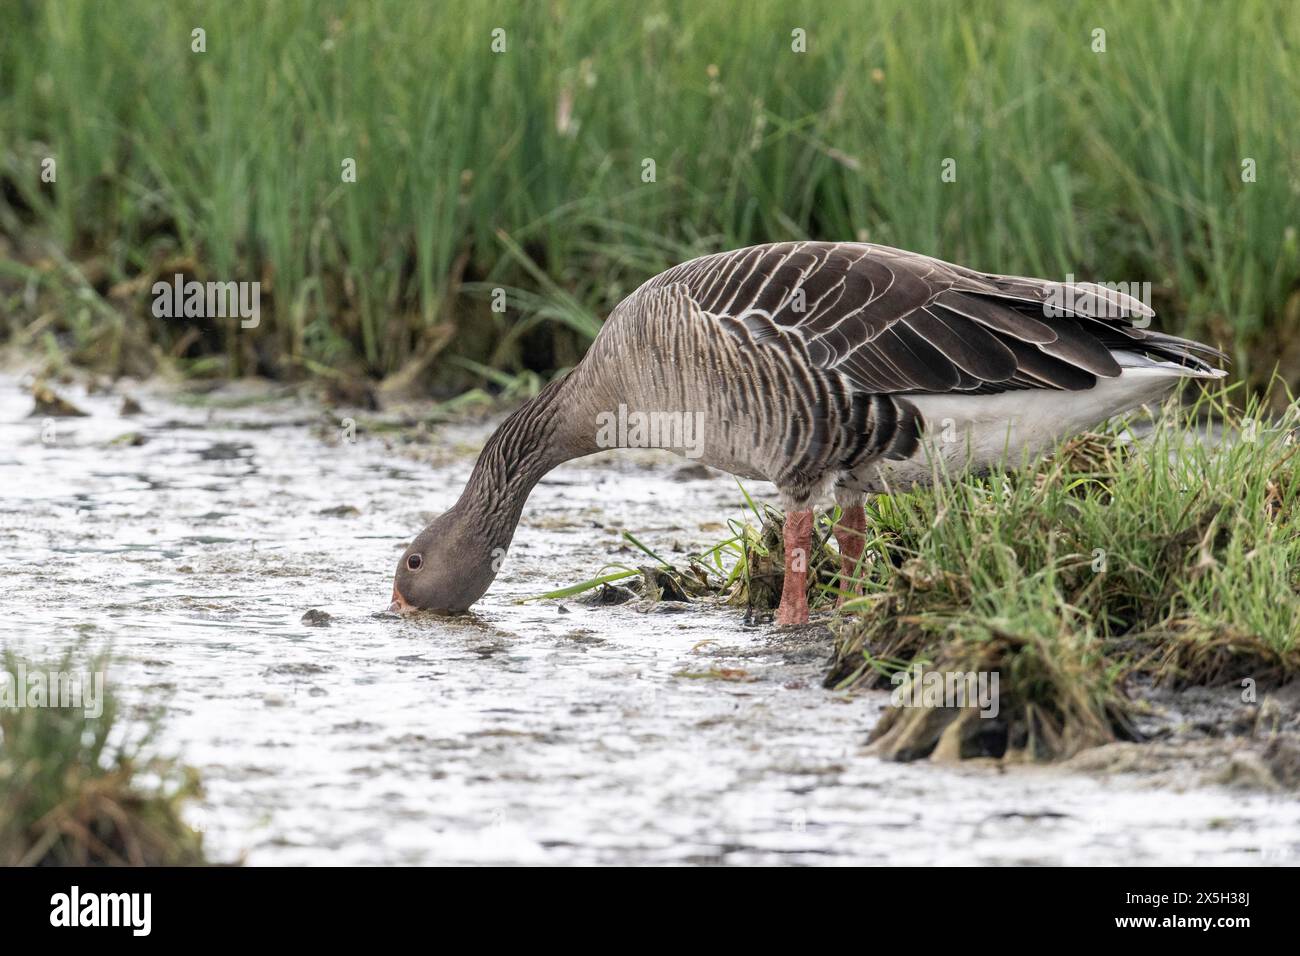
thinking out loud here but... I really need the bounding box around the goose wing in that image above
[641,241,1220,394]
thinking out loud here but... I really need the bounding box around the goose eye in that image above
[406,554,423,571]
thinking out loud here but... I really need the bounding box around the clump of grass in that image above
[527,485,841,618]
[695,489,842,617]
[830,383,1300,760]
[0,648,207,866]
[865,621,1133,762]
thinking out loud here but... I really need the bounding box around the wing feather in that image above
[641,241,1220,395]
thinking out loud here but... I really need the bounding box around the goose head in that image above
[389,508,501,614]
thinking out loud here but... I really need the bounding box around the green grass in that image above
[828,384,1300,759]
[0,647,207,866]
[1,0,1297,392]
[524,484,844,611]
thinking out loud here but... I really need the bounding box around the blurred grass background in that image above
[1,0,1297,396]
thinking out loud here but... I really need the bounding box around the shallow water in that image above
[2,373,1298,865]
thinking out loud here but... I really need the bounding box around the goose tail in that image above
[1119,330,1228,379]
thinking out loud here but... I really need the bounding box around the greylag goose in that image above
[391,241,1224,624]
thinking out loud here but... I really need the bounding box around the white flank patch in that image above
[855,358,1223,491]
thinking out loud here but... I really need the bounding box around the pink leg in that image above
[833,504,868,606]
[775,510,813,626]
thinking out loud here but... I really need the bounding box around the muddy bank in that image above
[2,368,1299,864]
[1072,680,1300,791]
